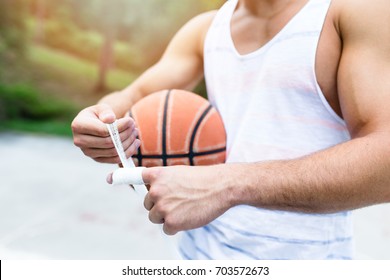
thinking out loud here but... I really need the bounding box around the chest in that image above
[230,3,342,118]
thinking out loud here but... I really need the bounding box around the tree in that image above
[33,0,46,43]
[0,0,27,61]
[82,0,226,81]
[119,0,224,70]
[92,0,128,92]
[67,0,129,92]
[22,0,225,92]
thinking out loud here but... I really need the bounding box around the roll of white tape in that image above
[112,167,146,186]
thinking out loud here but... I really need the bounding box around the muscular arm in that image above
[229,0,390,213]
[139,0,390,234]
[98,11,215,118]
[72,12,215,164]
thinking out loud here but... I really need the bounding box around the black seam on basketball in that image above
[129,110,143,166]
[161,89,172,166]
[136,137,142,166]
[134,147,226,160]
[192,147,226,157]
[188,104,213,166]
[130,91,226,166]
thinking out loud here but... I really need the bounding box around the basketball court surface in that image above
[0,132,389,259]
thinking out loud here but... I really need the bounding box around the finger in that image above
[76,125,134,150]
[96,104,116,124]
[93,155,122,164]
[111,167,146,185]
[74,121,138,149]
[91,145,138,163]
[116,117,135,133]
[148,208,165,224]
[91,143,141,163]
[163,221,178,236]
[82,140,139,158]
[141,167,161,185]
[144,193,154,211]
[105,172,135,189]
[73,109,134,139]
[72,116,111,138]
[75,135,113,149]
[110,167,161,187]
[124,139,141,159]
[122,128,139,151]
[106,172,113,184]
[82,147,121,158]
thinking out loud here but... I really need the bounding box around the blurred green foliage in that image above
[28,44,135,96]
[26,0,224,71]
[0,0,27,58]
[35,19,143,72]
[0,83,78,136]
[0,83,76,121]
[0,0,224,136]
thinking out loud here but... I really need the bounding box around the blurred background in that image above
[0,0,389,260]
[0,0,222,135]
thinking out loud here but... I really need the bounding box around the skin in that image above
[72,0,390,235]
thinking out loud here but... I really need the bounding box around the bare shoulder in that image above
[186,10,219,31]
[174,10,218,38]
[334,0,390,44]
[164,10,218,57]
[178,10,218,46]
[332,0,390,137]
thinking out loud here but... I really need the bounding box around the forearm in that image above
[96,62,177,119]
[98,60,203,119]
[227,132,390,213]
[97,68,169,119]
[98,86,143,119]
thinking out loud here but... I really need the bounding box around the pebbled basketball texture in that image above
[130,89,226,167]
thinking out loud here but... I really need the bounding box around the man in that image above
[72,0,390,259]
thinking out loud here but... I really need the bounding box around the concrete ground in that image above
[0,132,389,260]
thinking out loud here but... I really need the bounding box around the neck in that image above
[239,0,301,17]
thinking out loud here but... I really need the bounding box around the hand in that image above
[71,104,140,164]
[107,165,235,235]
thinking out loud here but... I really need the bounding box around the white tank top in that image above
[179,0,354,259]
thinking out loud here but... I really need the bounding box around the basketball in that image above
[130,89,226,167]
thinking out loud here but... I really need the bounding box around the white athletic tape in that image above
[106,121,179,258]
[106,121,148,197]
[112,167,146,186]
[106,121,131,169]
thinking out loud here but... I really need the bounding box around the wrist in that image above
[215,163,254,208]
[98,91,131,119]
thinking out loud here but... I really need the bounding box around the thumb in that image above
[142,167,161,185]
[110,167,160,185]
[111,167,147,186]
[96,104,116,124]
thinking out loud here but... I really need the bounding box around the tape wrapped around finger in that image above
[112,167,146,186]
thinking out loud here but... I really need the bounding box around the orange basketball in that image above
[130,89,226,167]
